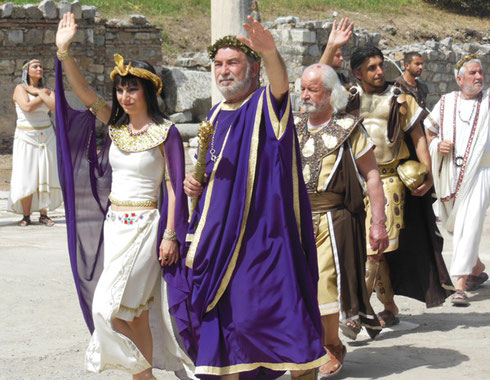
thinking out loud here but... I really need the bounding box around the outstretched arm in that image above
[237,15,288,102]
[319,18,353,66]
[56,12,111,124]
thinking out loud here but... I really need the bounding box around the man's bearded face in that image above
[300,70,332,115]
[217,64,252,100]
[214,47,256,102]
[407,56,424,78]
[458,62,484,97]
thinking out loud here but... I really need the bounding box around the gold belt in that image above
[109,194,157,208]
[17,125,51,130]
[308,192,344,213]
[378,160,400,179]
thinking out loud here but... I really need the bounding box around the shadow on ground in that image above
[326,345,469,379]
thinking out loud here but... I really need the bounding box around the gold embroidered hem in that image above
[195,353,329,376]
[109,194,157,208]
[109,121,172,152]
[16,125,51,130]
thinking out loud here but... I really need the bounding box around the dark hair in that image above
[403,51,422,65]
[23,58,44,88]
[350,45,384,73]
[108,59,164,126]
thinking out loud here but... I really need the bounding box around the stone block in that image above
[73,28,85,43]
[86,29,94,44]
[1,2,14,18]
[0,31,4,43]
[129,14,148,25]
[438,82,447,92]
[432,73,442,82]
[425,40,439,50]
[39,0,57,19]
[88,64,104,74]
[94,35,105,46]
[463,42,479,53]
[428,50,439,60]
[440,36,453,49]
[11,5,26,18]
[26,30,43,45]
[7,30,23,45]
[162,67,211,121]
[25,4,43,19]
[291,29,316,44]
[275,16,299,25]
[71,0,82,19]
[135,33,150,40]
[58,1,71,17]
[0,60,15,74]
[81,5,97,19]
[308,44,320,57]
[169,111,193,124]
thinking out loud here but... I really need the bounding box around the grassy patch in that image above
[9,0,210,17]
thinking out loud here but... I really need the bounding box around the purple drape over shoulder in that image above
[55,60,194,344]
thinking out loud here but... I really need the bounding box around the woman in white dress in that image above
[56,13,194,380]
[9,58,62,226]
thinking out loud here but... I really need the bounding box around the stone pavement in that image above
[1,187,489,380]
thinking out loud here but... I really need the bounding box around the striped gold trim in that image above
[195,353,329,376]
[205,91,264,313]
[17,125,51,130]
[220,92,254,111]
[109,194,157,208]
[266,86,291,140]
[292,135,302,243]
[119,296,154,313]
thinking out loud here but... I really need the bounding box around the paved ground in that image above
[1,172,490,379]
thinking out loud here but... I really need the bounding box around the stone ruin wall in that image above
[1,3,489,153]
[0,1,163,152]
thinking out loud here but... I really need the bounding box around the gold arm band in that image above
[89,95,107,116]
[57,50,73,61]
[109,194,157,208]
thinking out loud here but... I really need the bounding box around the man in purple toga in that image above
[183,16,327,380]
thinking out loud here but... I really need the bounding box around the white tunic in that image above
[8,94,62,214]
[428,89,490,275]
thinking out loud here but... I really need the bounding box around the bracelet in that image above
[57,49,73,61]
[88,95,107,116]
[163,229,177,241]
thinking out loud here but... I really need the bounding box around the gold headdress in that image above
[22,59,41,69]
[455,53,480,71]
[207,35,260,61]
[109,54,163,94]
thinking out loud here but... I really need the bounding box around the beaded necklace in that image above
[127,121,153,136]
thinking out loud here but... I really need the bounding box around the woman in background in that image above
[9,58,61,226]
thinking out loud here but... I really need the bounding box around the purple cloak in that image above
[54,59,194,351]
[185,87,326,378]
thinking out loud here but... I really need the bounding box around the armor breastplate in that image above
[360,89,404,164]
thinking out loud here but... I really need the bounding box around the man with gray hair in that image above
[296,63,388,377]
[427,55,489,306]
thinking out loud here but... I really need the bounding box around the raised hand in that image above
[56,12,78,51]
[328,17,354,48]
[237,15,276,54]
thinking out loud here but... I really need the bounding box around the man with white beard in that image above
[296,63,388,376]
[182,17,327,380]
[427,55,489,306]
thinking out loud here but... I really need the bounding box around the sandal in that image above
[39,214,55,227]
[340,318,361,340]
[18,215,32,227]
[378,310,400,327]
[319,342,346,377]
[466,272,489,291]
[451,290,470,307]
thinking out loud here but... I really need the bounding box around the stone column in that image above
[210,0,253,104]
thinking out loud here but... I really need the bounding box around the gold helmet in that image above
[397,160,428,192]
